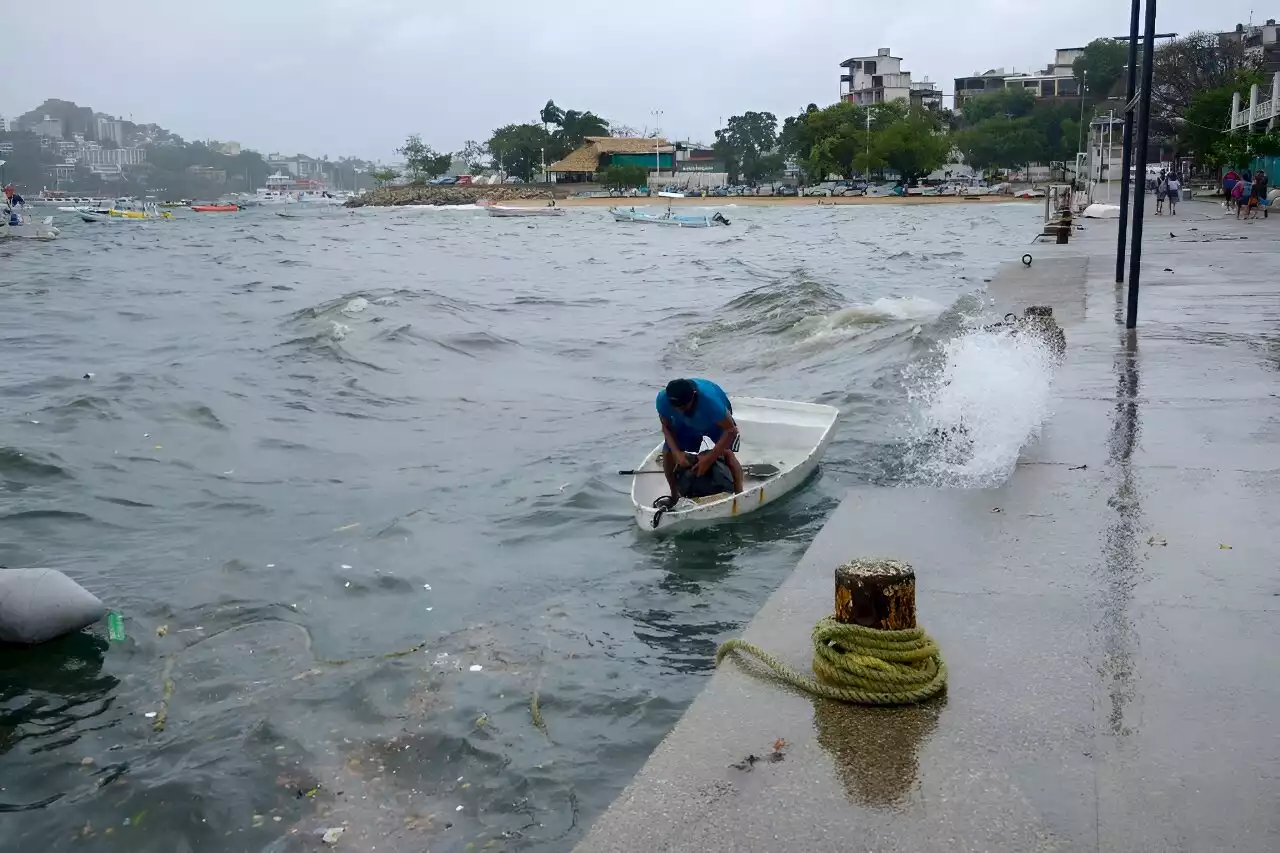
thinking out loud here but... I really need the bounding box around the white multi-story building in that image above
[0,115,15,132]
[839,48,944,111]
[97,118,125,145]
[81,147,146,166]
[840,48,912,105]
[267,153,326,179]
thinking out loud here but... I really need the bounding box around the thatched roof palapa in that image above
[548,136,672,173]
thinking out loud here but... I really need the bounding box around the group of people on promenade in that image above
[1222,169,1270,219]
[1151,170,1183,215]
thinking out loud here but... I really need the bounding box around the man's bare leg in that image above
[724,449,744,493]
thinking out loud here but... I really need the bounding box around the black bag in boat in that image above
[676,453,736,498]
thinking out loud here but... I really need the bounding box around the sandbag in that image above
[676,453,736,498]
[0,568,106,645]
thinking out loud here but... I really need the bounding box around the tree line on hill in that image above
[0,98,376,198]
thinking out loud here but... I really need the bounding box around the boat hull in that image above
[0,220,59,239]
[485,205,565,217]
[630,397,840,533]
[610,208,727,227]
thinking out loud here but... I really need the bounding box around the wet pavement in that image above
[573,205,1280,851]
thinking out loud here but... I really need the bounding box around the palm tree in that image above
[556,110,610,150]
[540,100,565,131]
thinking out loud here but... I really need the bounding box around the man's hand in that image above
[669,449,692,469]
[694,452,713,477]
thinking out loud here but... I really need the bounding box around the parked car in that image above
[429,176,458,185]
[775,185,800,197]
[454,175,473,185]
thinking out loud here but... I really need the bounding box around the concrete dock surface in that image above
[575,204,1280,851]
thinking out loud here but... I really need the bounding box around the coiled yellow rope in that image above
[715,616,947,706]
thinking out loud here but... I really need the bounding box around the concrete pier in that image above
[575,208,1280,851]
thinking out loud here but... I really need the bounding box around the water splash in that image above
[904,325,1059,487]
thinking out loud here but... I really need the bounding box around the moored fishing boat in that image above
[484,203,565,217]
[610,207,730,227]
[629,397,839,532]
[190,204,240,213]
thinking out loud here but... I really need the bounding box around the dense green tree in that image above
[551,110,610,160]
[1177,72,1265,165]
[372,167,399,186]
[954,117,1041,173]
[459,139,490,174]
[597,164,649,192]
[397,134,451,182]
[960,88,1036,125]
[872,108,951,184]
[1073,39,1128,99]
[714,111,780,182]
[1153,32,1262,138]
[487,123,552,182]
[1208,130,1280,171]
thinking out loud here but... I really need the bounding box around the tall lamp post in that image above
[1124,0,1158,329]
[1115,1,1142,286]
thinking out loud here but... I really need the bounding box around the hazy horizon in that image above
[4,0,1266,162]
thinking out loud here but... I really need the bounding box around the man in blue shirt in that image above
[656,378,743,499]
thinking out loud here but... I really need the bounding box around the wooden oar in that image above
[618,463,780,478]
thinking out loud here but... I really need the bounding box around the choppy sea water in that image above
[1,201,1051,851]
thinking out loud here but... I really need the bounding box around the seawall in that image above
[573,205,1280,851]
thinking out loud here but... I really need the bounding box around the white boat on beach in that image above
[629,397,840,533]
[484,204,565,217]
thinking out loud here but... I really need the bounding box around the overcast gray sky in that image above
[3,1,1267,161]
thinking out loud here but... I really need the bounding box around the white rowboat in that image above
[630,396,839,533]
[0,215,59,240]
[484,204,565,217]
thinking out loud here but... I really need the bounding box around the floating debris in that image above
[1147,536,1168,546]
[155,624,169,637]
[469,664,483,672]
[107,612,126,642]
[321,827,345,844]
[1219,543,1234,550]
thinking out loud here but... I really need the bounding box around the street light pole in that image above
[1116,0,1142,284]
[1126,0,1159,329]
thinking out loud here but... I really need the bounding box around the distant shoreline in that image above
[506,194,1040,208]
[348,183,1044,209]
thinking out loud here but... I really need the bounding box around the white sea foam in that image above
[340,297,369,316]
[905,325,1059,487]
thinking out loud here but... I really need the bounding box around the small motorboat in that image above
[629,397,840,533]
[78,211,113,223]
[610,207,730,227]
[190,204,240,212]
[484,204,565,217]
